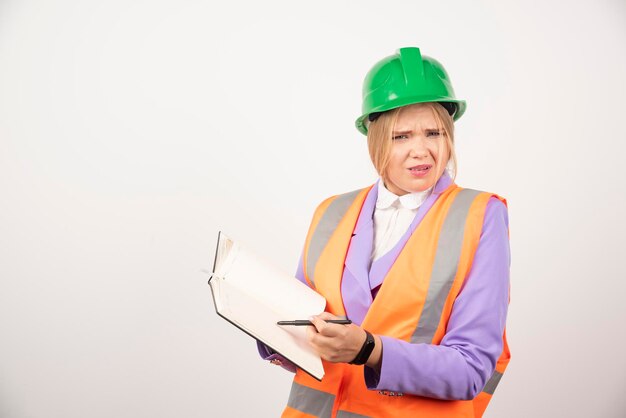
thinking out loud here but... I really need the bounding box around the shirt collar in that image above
[375,169,453,210]
[376,179,431,210]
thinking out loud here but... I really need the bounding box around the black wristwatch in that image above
[349,330,375,365]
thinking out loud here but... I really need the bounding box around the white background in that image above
[1,0,625,417]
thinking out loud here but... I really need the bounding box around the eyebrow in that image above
[392,128,441,134]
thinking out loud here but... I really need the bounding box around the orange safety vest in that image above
[282,182,510,418]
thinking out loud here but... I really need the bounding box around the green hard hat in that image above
[355,47,466,135]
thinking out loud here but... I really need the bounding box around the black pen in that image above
[277,319,352,326]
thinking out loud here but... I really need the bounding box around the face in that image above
[384,104,449,195]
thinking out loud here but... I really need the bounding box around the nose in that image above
[408,137,429,159]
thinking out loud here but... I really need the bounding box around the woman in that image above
[259,46,511,418]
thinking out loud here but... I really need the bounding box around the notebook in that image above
[208,231,327,380]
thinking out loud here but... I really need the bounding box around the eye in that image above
[426,131,441,137]
[393,134,409,141]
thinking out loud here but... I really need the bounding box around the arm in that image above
[363,197,511,400]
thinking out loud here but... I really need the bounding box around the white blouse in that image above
[371,179,433,262]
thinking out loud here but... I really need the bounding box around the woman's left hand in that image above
[307,312,378,365]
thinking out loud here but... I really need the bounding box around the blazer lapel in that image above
[341,182,377,325]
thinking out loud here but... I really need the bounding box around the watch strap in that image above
[349,330,375,365]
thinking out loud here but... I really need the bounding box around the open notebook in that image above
[208,231,327,380]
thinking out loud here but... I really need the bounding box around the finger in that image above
[306,320,319,342]
[306,322,330,353]
[310,315,345,336]
[308,315,328,333]
[317,312,340,321]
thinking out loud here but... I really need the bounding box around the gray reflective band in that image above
[286,381,335,418]
[337,411,371,418]
[411,189,482,344]
[482,370,503,395]
[306,189,363,287]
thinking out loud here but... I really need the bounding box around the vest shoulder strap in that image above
[303,187,368,288]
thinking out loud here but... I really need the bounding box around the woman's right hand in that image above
[307,312,382,369]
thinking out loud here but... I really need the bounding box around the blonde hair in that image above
[366,102,458,185]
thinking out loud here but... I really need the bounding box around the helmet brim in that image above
[355,99,467,135]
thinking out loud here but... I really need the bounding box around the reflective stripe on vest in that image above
[411,188,481,344]
[306,189,363,287]
[482,370,503,395]
[336,411,371,418]
[286,381,373,418]
[287,381,334,418]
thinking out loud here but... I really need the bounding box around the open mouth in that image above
[408,164,432,177]
[409,164,432,172]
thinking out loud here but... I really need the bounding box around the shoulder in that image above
[313,185,373,214]
[483,192,508,226]
[483,195,509,238]
[452,187,509,232]
[455,186,507,211]
[449,186,507,213]
[450,188,510,258]
[485,195,508,216]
